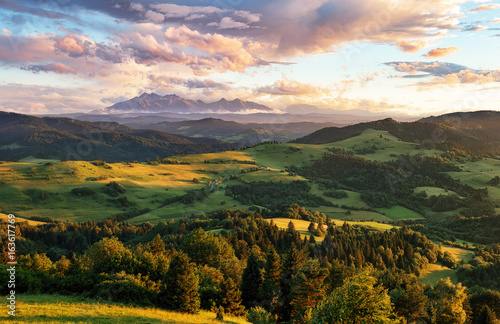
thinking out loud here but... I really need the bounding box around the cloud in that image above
[396,40,426,53]
[209,17,253,30]
[0,34,55,63]
[256,77,330,97]
[150,3,223,20]
[21,62,77,74]
[164,25,259,72]
[386,61,500,87]
[145,10,165,23]
[422,47,460,58]
[462,25,488,32]
[148,75,231,91]
[471,3,500,12]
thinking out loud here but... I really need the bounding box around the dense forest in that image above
[2,207,500,323]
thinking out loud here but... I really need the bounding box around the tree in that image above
[477,305,497,324]
[182,228,240,281]
[289,260,329,322]
[158,252,200,314]
[241,252,264,307]
[146,234,165,255]
[81,237,135,274]
[278,243,308,322]
[312,271,401,324]
[220,277,245,316]
[259,247,281,312]
[429,278,469,324]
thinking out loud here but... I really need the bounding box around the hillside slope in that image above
[0,111,236,162]
[293,112,500,154]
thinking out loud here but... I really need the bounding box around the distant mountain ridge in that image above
[0,111,236,162]
[94,93,273,114]
[293,111,500,155]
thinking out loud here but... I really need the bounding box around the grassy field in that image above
[0,294,249,324]
[419,245,475,286]
[1,138,498,224]
[267,217,397,243]
[376,206,424,220]
[329,129,444,162]
[414,186,460,197]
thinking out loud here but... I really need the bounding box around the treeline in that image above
[297,153,491,216]
[1,209,499,323]
[225,181,332,210]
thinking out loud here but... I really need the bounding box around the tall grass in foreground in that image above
[0,294,250,324]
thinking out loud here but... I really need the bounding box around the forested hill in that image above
[292,111,500,155]
[0,111,236,162]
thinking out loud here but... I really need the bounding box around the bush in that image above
[247,307,276,324]
[324,190,348,199]
[70,187,96,196]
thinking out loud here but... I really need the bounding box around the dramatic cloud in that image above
[422,47,460,58]
[471,3,500,12]
[21,62,76,74]
[0,34,54,63]
[164,25,259,72]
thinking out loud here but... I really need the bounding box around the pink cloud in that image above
[422,47,460,58]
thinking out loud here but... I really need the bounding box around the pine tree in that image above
[289,259,329,321]
[241,252,264,307]
[147,234,165,255]
[220,277,245,316]
[158,252,200,314]
[265,246,281,284]
[278,243,308,322]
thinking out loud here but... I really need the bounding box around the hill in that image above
[293,112,500,155]
[144,118,335,143]
[94,93,273,114]
[0,111,236,162]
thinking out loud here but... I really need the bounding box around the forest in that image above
[1,207,499,323]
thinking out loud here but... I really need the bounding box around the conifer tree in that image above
[241,252,264,307]
[158,252,200,314]
[220,277,245,316]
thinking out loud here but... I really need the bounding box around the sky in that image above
[0,0,499,117]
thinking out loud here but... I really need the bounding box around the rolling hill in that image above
[0,111,236,162]
[293,111,500,155]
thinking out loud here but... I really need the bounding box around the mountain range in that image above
[93,93,273,114]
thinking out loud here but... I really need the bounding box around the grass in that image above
[376,206,424,220]
[267,217,397,243]
[0,294,249,324]
[414,186,459,197]
[329,129,444,162]
[419,245,474,286]
[0,213,45,226]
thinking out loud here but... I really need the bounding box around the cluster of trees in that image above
[226,181,332,210]
[2,207,499,323]
[297,152,492,217]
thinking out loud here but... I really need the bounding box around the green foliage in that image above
[219,277,245,316]
[158,252,200,314]
[311,271,401,324]
[247,306,276,324]
[105,181,126,197]
[81,237,135,274]
[323,189,348,199]
[241,252,264,307]
[428,278,469,324]
[226,181,332,210]
[70,187,96,196]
